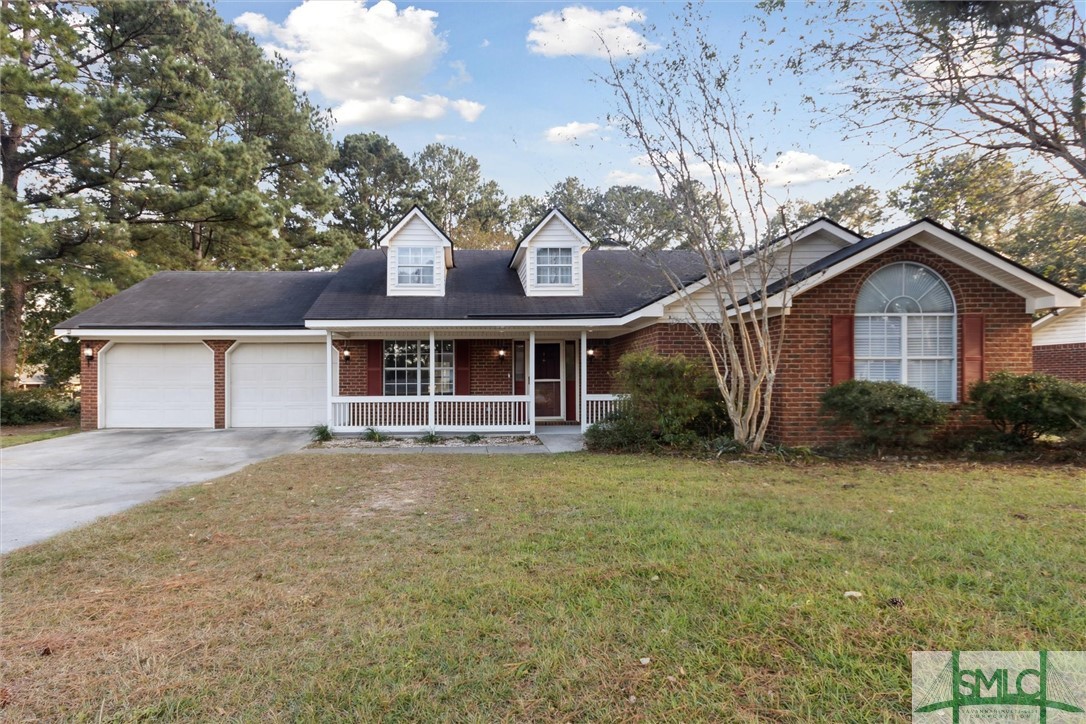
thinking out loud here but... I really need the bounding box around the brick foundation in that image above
[1033,343,1086,382]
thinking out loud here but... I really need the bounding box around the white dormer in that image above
[509,209,591,296]
[379,207,454,297]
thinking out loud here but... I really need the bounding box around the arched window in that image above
[855,262,956,401]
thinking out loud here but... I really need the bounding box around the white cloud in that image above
[631,150,849,188]
[448,60,472,87]
[235,0,484,126]
[480,38,490,48]
[527,6,658,59]
[545,121,601,144]
[760,151,851,187]
[606,169,653,187]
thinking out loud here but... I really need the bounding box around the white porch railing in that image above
[331,395,530,433]
[585,394,626,426]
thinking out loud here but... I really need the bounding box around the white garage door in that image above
[103,344,214,428]
[229,344,327,427]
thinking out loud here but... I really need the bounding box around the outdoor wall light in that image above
[341,348,351,361]
[587,348,596,358]
[497,347,507,358]
[83,346,94,360]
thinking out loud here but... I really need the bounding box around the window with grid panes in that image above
[535,247,572,285]
[854,262,956,402]
[383,340,454,396]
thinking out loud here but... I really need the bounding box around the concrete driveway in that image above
[1,428,311,553]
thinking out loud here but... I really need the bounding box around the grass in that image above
[2,454,1083,721]
[0,422,78,448]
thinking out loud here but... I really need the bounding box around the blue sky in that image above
[217,1,907,204]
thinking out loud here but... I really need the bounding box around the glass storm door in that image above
[534,343,562,418]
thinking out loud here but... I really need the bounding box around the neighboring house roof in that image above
[58,271,336,329]
[306,248,706,320]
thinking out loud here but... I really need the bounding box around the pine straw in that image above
[2,454,1083,721]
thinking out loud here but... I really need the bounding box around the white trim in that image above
[528,331,536,435]
[784,221,1080,313]
[305,307,667,331]
[54,328,325,339]
[326,332,334,428]
[428,331,436,431]
[96,340,116,429]
[580,331,588,433]
[221,340,241,429]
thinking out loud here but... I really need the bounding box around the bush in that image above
[970,371,1086,443]
[0,388,79,425]
[585,351,725,452]
[311,424,333,442]
[364,427,388,442]
[819,380,948,449]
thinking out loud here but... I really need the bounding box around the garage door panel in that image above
[229,344,326,428]
[104,344,214,428]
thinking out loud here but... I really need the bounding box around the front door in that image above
[534,343,562,418]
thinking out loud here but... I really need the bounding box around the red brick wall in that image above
[78,340,108,430]
[602,243,1034,447]
[766,242,1032,446]
[203,340,235,429]
[1033,343,1086,382]
[469,339,514,394]
[334,340,369,395]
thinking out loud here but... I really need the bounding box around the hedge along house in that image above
[56,208,1083,445]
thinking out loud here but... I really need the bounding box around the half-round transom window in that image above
[854,262,957,402]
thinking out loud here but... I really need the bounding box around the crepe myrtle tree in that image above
[602,8,800,452]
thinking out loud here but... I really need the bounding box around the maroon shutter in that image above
[366,340,383,396]
[831,316,854,385]
[961,314,985,399]
[455,340,471,395]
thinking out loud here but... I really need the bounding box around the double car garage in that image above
[99,342,327,429]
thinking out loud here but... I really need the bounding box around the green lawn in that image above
[2,454,1083,721]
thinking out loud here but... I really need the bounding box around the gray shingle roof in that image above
[58,271,336,329]
[305,249,707,320]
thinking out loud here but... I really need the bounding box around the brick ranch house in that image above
[56,207,1083,446]
[1033,306,1086,382]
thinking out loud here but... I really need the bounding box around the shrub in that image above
[585,351,725,452]
[970,371,1086,443]
[364,427,388,442]
[419,431,442,444]
[462,432,483,444]
[0,388,79,425]
[819,380,948,449]
[310,424,333,442]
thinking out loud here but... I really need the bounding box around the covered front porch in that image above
[321,328,625,435]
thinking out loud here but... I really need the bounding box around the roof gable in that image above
[509,208,592,269]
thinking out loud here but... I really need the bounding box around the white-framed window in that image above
[397,247,435,285]
[855,262,956,402]
[536,247,573,285]
[383,340,454,396]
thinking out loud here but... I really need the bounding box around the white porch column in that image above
[580,331,588,433]
[325,331,334,427]
[428,331,436,432]
[528,331,536,435]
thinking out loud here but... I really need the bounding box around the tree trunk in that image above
[1,280,28,386]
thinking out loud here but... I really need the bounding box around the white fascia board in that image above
[784,218,862,245]
[306,305,667,332]
[784,221,1080,312]
[53,328,326,339]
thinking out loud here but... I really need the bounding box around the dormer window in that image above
[397,247,435,285]
[536,247,573,285]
